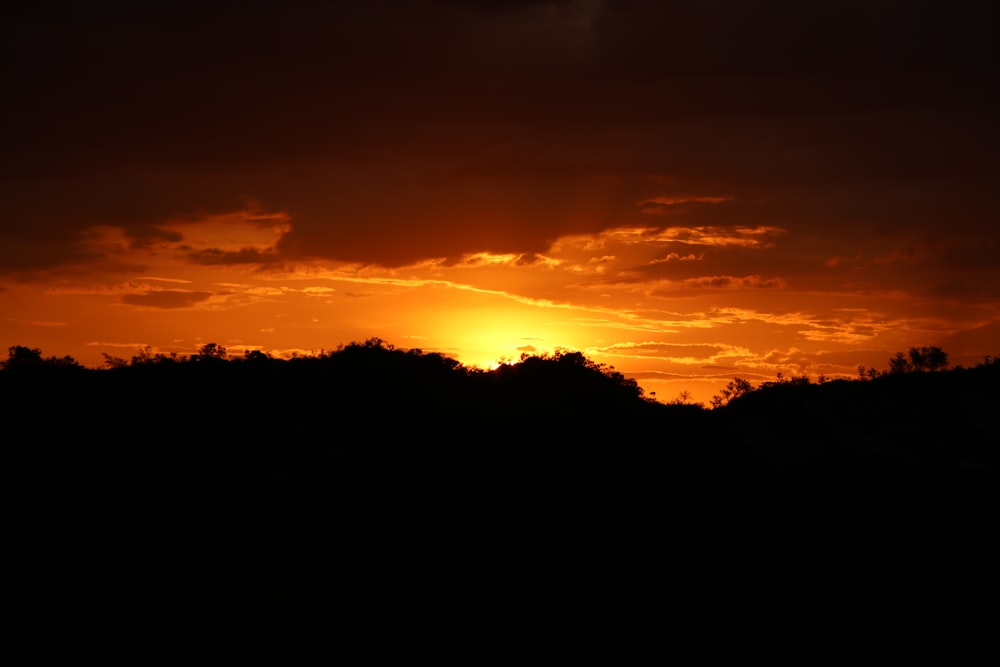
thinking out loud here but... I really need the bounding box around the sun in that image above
[427,303,577,370]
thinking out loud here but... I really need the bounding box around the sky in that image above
[3,0,999,405]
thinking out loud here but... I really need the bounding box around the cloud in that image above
[0,236,109,277]
[2,1,992,276]
[125,225,184,249]
[189,247,281,266]
[638,195,732,215]
[7,318,69,328]
[650,275,787,292]
[85,341,153,349]
[136,276,192,284]
[557,226,784,252]
[302,287,336,297]
[650,226,785,248]
[652,252,703,264]
[119,290,214,309]
[587,340,728,363]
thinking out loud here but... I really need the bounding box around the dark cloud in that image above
[647,275,785,295]
[515,253,548,266]
[189,248,280,266]
[120,290,214,309]
[0,236,102,276]
[2,0,998,272]
[127,226,185,249]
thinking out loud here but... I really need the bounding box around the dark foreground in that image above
[1,356,996,665]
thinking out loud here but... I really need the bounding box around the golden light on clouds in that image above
[7,202,997,407]
[3,2,999,407]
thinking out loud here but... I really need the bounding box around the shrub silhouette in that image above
[710,376,754,408]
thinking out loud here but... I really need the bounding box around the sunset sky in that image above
[3,1,998,405]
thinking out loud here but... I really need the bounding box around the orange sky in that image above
[3,1,999,406]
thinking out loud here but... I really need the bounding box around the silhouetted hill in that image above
[1,342,995,665]
[719,362,998,466]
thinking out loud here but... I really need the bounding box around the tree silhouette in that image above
[888,351,911,374]
[2,345,44,369]
[668,390,694,405]
[710,377,754,408]
[1,345,81,371]
[195,342,227,360]
[888,346,949,373]
[242,349,271,362]
[908,345,948,371]
[857,364,881,381]
[102,353,129,369]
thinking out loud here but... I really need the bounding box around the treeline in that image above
[2,339,995,665]
[709,345,957,408]
[0,338,670,446]
[3,338,997,461]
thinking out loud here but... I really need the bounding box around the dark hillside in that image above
[720,362,998,466]
[1,344,995,665]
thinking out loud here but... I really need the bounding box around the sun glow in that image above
[412,297,578,369]
[3,204,996,411]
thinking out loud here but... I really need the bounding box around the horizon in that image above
[3,2,999,409]
[2,336,986,410]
